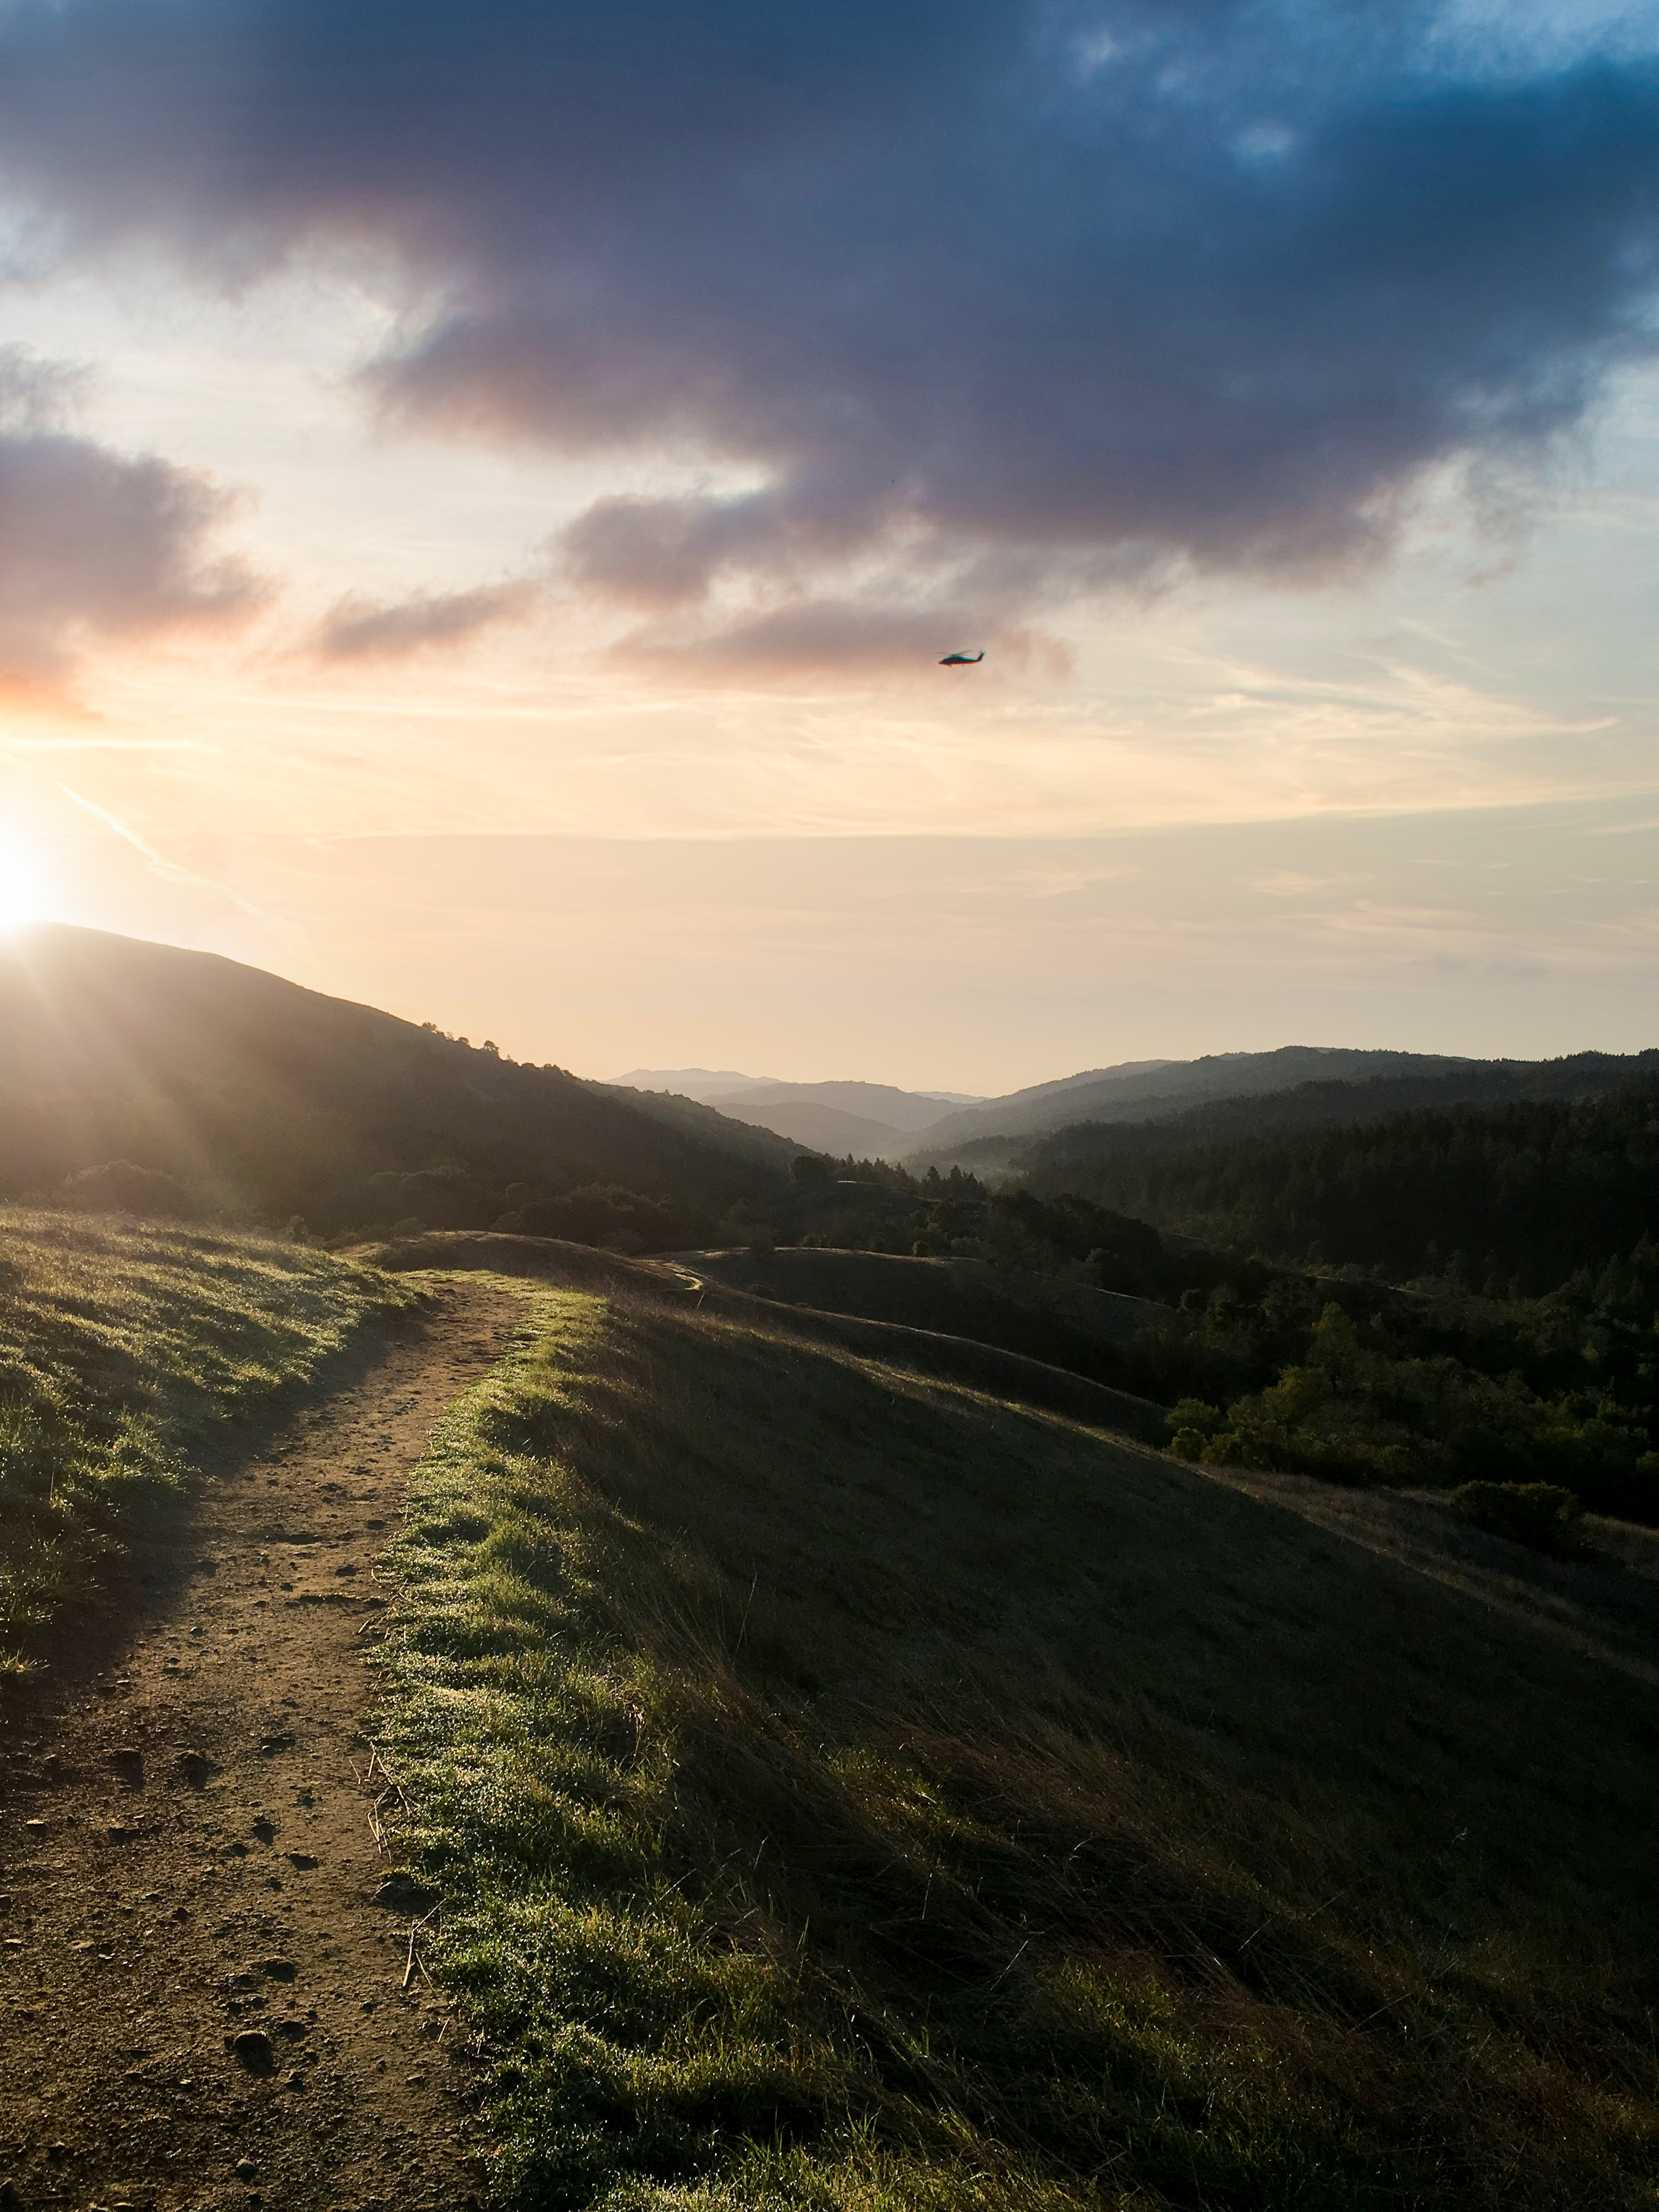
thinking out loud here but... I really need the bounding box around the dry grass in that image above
[381,1281,1659,2210]
[0,1206,414,1666]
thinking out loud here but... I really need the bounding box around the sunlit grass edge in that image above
[0,1204,420,1667]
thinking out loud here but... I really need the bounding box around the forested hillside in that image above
[909,1044,1481,1161]
[719,1131,1659,1524]
[917,1049,1659,1172]
[0,926,794,1235]
[1012,1082,1659,1289]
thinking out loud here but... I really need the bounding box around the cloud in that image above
[0,345,266,696]
[309,579,539,664]
[2,0,1659,635]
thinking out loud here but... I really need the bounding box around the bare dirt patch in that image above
[0,1276,522,2212]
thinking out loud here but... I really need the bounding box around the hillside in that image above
[675,1241,1170,1350]
[0,1206,408,1666]
[376,1246,1659,2210]
[615,1075,985,1156]
[607,1066,780,1102]
[907,1046,1471,1161]
[708,1078,978,1131]
[694,1093,914,1155]
[1010,1079,1659,1288]
[0,925,795,1232]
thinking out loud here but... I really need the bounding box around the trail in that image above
[0,1276,522,2212]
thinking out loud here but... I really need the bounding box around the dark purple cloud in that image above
[0,347,265,695]
[1,0,1657,649]
[309,580,538,664]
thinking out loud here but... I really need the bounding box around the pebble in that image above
[231,2029,275,2073]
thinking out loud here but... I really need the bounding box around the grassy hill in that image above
[381,1252,1659,2210]
[0,925,795,1233]
[676,1240,1170,1364]
[0,1206,409,1668]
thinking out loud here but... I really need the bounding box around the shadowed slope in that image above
[0,925,794,1225]
[381,1279,1659,2210]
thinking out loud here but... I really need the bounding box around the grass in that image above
[0,1205,415,1667]
[379,1281,1659,2211]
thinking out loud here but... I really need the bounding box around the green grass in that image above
[0,1205,415,1666]
[380,1282,1659,2211]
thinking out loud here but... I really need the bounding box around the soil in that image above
[0,1276,524,2212]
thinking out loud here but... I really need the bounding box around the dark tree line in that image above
[1014,1083,1659,1294]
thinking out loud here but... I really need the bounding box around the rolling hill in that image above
[613,1073,986,1156]
[377,1236,1659,2210]
[906,1046,1477,1165]
[0,924,795,1231]
[606,1065,781,1102]
[691,1092,915,1156]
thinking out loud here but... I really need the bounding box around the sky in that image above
[1,0,1659,1091]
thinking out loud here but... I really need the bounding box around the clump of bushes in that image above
[492,1183,719,1252]
[1166,1303,1657,1514]
[61,1160,191,1218]
[1449,1481,1584,1552]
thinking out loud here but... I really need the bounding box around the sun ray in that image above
[0,833,47,935]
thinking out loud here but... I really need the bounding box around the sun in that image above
[0,837,48,935]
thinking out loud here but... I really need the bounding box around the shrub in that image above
[1450,1481,1584,1552]
[61,1160,191,1218]
[1166,1398,1225,1460]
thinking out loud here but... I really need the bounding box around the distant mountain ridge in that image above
[610,1045,1659,1171]
[608,1068,780,1103]
[906,1047,1477,1163]
[708,1079,981,1130]
[700,1098,917,1157]
[1002,1051,1659,1208]
[607,1070,986,1155]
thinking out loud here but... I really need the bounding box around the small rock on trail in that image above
[0,1279,519,2210]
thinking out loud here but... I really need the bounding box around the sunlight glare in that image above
[0,837,47,935]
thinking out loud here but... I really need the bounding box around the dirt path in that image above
[0,1276,523,2212]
